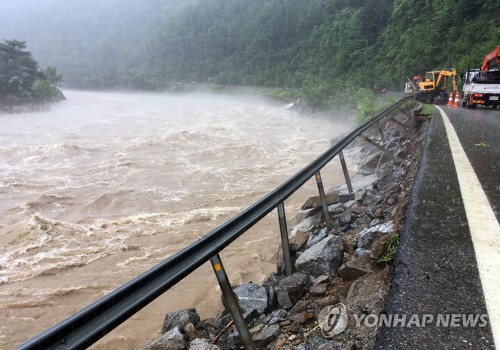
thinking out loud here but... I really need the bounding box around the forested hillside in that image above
[0,0,194,88]
[1,0,498,107]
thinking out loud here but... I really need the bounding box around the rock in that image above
[289,300,310,315]
[226,330,242,349]
[301,192,338,210]
[216,309,232,329]
[312,275,329,284]
[290,208,320,226]
[351,203,365,215]
[189,338,220,350]
[162,309,200,334]
[343,200,357,209]
[230,282,268,320]
[310,283,328,296]
[249,324,264,334]
[306,227,328,248]
[386,191,398,205]
[338,190,355,203]
[357,221,394,249]
[355,190,366,202]
[298,330,334,350]
[290,312,316,325]
[289,230,309,251]
[347,266,392,314]
[276,273,309,309]
[318,341,344,350]
[295,235,343,277]
[365,195,383,207]
[328,202,344,216]
[290,212,323,236]
[337,210,352,225]
[365,206,383,219]
[263,273,280,311]
[354,248,371,258]
[253,324,281,348]
[283,322,303,334]
[266,309,288,324]
[336,254,373,280]
[184,322,205,341]
[371,233,399,259]
[144,326,186,350]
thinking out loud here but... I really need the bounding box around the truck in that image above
[462,46,500,109]
[415,68,457,104]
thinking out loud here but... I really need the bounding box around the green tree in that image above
[43,66,63,87]
[31,67,64,103]
[0,40,41,105]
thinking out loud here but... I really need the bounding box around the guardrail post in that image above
[389,116,410,129]
[338,150,353,193]
[358,134,395,160]
[277,202,293,276]
[315,171,333,230]
[377,121,386,143]
[210,255,255,350]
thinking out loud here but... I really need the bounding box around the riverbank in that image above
[141,102,428,349]
[0,91,65,115]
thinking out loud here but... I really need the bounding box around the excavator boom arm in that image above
[481,46,500,71]
[434,68,457,92]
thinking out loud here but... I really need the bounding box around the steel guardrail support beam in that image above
[389,116,411,129]
[277,202,293,276]
[315,171,333,230]
[210,255,255,350]
[338,150,353,193]
[358,134,395,160]
[377,121,386,143]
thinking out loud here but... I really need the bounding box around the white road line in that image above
[436,106,500,348]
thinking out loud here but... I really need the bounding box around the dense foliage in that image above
[0,40,63,108]
[1,0,498,108]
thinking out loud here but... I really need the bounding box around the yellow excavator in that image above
[415,68,457,104]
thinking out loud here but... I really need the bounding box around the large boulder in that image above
[143,326,186,350]
[162,308,200,334]
[357,221,394,249]
[275,273,309,309]
[336,254,373,280]
[189,338,220,350]
[226,282,268,320]
[301,192,338,210]
[253,324,281,348]
[295,235,343,277]
[306,227,328,248]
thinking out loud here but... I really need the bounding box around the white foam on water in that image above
[0,90,353,349]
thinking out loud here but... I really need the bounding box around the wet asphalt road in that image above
[444,107,500,221]
[374,106,499,349]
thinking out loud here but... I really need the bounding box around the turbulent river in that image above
[0,90,355,349]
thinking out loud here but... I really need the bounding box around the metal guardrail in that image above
[19,95,414,350]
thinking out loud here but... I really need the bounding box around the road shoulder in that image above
[374,109,496,349]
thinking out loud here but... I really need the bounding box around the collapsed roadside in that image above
[143,101,430,350]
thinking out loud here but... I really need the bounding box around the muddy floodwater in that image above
[0,90,355,349]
